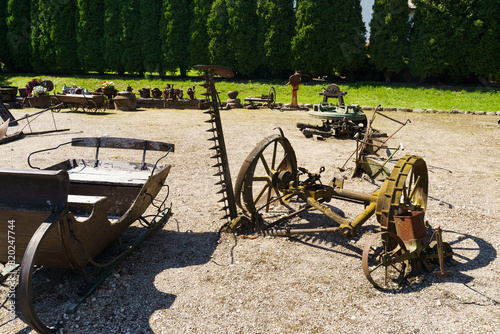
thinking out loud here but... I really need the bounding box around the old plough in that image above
[0,136,174,333]
[197,65,452,291]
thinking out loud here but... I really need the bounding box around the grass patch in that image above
[1,72,499,111]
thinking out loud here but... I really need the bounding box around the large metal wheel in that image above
[68,103,79,112]
[49,97,61,112]
[19,215,66,333]
[83,100,98,113]
[234,133,297,215]
[362,231,408,290]
[376,155,428,233]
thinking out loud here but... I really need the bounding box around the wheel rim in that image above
[83,100,98,113]
[69,103,79,112]
[49,97,61,112]
[19,218,62,333]
[234,134,297,215]
[376,155,428,233]
[362,231,408,290]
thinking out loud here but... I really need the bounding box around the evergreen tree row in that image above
[1,0,498,82]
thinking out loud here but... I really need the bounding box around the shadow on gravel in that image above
[7,225,219,334]
[271,216,497,295]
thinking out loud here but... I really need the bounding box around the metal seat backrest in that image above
[0,169,69,211]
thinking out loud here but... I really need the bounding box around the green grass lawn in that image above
[1,72,499,112]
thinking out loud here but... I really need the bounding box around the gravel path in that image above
[0,105,499,333]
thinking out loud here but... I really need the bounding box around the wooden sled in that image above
[0,136,174,333]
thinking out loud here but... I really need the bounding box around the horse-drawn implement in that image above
[0,136,174,333]
[197,65,453,291]
[49,93,107,113]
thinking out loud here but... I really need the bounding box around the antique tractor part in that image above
[230,129,451,289]
[362,212,453,290]
[195,65,238,222]
[297,85,367,138]
[244,86,277,109]
[319,84,347,105]
[342,108,410,180]
[233,130,427,238]
[195,65,452,290]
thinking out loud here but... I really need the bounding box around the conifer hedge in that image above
[0,2,9,70]
[0,0,497,82]
[6,0,32,71]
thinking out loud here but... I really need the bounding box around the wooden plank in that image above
[0,169,69,210]
[68,168,150,186]
[68,194,107,204]
[71,137,175,152]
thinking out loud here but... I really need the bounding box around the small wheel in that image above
[68,103,79,112]
[421,240,453,267]
[234,133,297,215]
[362,231,408,290]
[376,155,428,233]
[268,86,276,109]
[49,97,61,112]
[83,100,98,113]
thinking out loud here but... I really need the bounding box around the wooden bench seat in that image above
[67,166,151,187]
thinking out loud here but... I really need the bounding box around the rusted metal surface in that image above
[163,84,184,100]
[229,126,452,290]
[195,65,238,221]
[281,71,308,111]
[244,86,276,109]
[319,84,347,105]
[362,231,409,290]
[349,108,410,179]
[395,211,427,244]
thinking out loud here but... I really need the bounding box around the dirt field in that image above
[1,105,499,333]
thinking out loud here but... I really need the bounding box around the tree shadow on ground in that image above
[7,224,219,334]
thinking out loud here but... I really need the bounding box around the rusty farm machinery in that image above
[197,65,453,292]
[297,84,368,138]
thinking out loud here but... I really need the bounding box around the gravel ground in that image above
[0,104,499,334]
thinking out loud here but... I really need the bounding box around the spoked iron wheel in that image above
[362,231,408,290]
[68,103,79,112]
[19,218,66,333]
[82,100,98,113]
[234,133,297,218]
[376,155,428,233]
[49,97,61,112]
